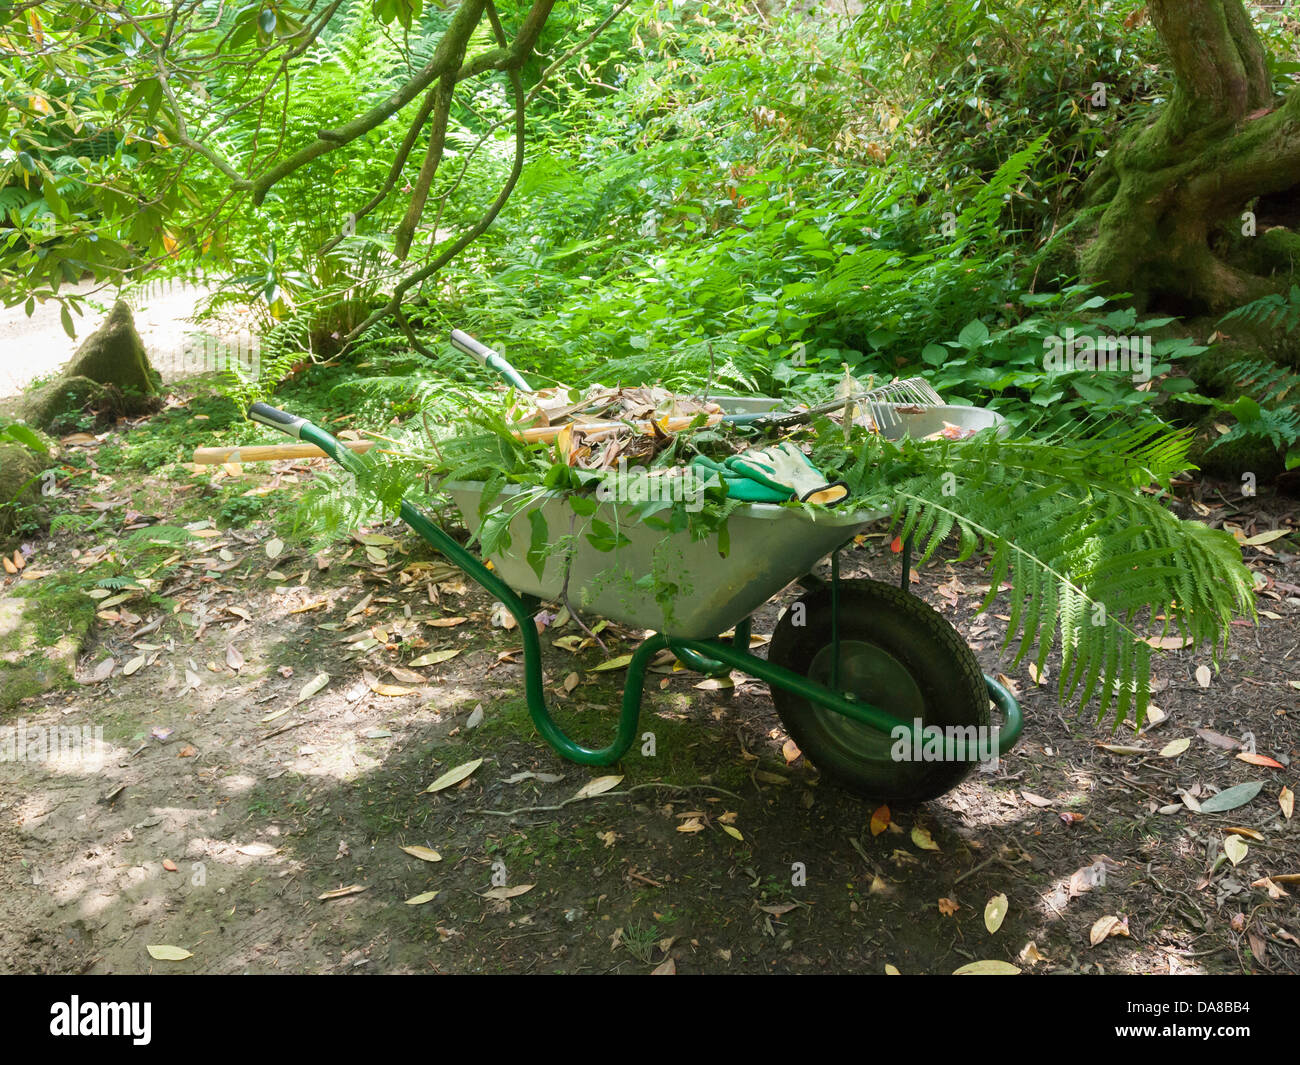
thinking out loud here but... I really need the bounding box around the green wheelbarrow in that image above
[244,399,1022,804]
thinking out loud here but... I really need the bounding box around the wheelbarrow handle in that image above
[449,329,534,393]
[248,401,307,439]
[242,402,366,475]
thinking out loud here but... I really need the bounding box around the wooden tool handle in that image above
[191,440,375,464]
[194,412,719,464]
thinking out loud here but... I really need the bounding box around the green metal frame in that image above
[286,413,1022,769]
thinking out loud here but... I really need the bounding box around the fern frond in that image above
[823,426,1255,729]
[1218,285,1300,335]
[1210,356,1300,454]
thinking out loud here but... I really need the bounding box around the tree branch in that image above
[393,73,457,260]
[249,0,489,204]
[344,49,528,345]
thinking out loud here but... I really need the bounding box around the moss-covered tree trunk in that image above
[1081,0,1300,312]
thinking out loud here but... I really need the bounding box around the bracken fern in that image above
[818,424,1255,729]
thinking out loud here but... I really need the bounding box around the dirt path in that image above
[0,407,1297,974]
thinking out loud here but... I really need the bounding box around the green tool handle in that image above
[450,329,534,393]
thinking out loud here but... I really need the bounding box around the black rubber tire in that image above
[768,579,988,804]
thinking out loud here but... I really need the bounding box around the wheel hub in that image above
[805,639,926,760]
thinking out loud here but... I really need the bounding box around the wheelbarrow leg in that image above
[399,500,656,767]
[242,405,657,769]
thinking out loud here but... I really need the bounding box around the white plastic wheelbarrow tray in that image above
[445,400,1004,638]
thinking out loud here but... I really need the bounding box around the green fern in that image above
[818,425,1255,729]
[94,575,141,590]
[586,337,769,392]
[49,513,96,534]
[1209,357,1300,456]
[217,307,318,412]
[1218,285,1300,335]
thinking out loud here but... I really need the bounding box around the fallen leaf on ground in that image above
[1237,752,1284,769]
[146,945,192,961]
[1019,942,1048,964]
[479,884,534,901]
[1243,529,1291,546]
[984,893,1008,933]
[1145,635,1192,650]
[425,758,483,793]
[911,825,940,851]
[1196,728,1241,750]
[369,679,415,697]
[297,671,330,703]
[592,654,633,673]
[409,649,460,667]
[953,960,1020,975]
[1199,781,1264,813]
[318,885,367,900]
[573,775,623,800]
[400,845,442,863]
[1089,914,1130,946]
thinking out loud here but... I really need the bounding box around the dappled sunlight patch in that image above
[0,720,119,777]
[216,772,259,795]
[939,777,1049,830]
[286,737,381,781]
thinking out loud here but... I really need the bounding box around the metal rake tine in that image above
[860,380,900,431]
[895,376,944,406]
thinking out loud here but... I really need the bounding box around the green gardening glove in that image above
[689,455,790,502]
[725,442,849,505]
